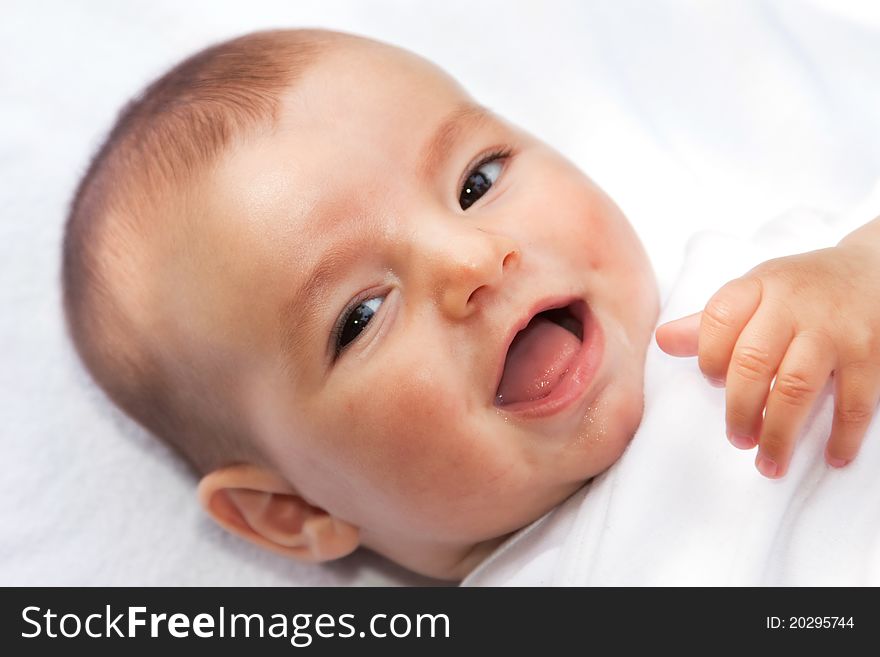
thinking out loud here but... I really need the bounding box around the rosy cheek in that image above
[346,370,500,499]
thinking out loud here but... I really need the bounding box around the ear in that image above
[197,464,360,563]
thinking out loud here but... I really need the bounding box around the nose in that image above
[421,225,520,320]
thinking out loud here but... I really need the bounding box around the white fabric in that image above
[464,188,880,586]
[3,1,880,585]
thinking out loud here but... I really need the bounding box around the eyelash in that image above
[331,289,382,360]
[458,147,512,206]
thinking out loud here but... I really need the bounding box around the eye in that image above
[334,296,384,357]
[459,154,506,210]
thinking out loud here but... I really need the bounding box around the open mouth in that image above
[495,302,586,407]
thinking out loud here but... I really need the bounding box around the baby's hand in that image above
[655,243,880,478]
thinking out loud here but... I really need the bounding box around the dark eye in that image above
[459,157,504,210]
[334,296,384,356]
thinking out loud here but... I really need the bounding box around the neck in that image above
[362,531,509,581]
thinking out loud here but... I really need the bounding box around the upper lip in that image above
[492,295,585,403]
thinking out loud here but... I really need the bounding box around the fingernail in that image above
[704,374,725,388]
[756,454,778,478]
[727,430,756,450]
[827,456,850,468]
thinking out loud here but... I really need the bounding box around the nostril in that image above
[467,284,487,307]
[502,249,519,270]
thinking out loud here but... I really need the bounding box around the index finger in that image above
[698,277,763,385]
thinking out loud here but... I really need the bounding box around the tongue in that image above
[497,316,581,405]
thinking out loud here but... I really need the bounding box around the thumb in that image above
[655,311,701,356]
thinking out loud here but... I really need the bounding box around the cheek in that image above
[564,181,625,271]
[330,356,521,522]
[520,162,614,269]
[546,168,656,317]
[344,365,485,483]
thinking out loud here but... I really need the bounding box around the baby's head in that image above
[62,29,659,579]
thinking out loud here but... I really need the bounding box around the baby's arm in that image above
[655,216,880,478]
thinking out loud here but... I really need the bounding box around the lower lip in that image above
[495,306,604,420]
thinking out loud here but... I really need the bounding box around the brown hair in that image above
[61,29,337,474]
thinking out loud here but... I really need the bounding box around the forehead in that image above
[215,39,475,228]
[290,38,471,138]
[259,39,467,169]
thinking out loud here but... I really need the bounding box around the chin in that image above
[572,367,646,479]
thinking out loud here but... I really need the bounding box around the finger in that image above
[825,360,880,468]
[753,330,835,478]
[655,311,701,356]
[724,302,795,451]
[698,277,763,386]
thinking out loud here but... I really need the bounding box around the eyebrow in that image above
[419,101,494,181]
[279,102,494,369]
[277,224,376,368]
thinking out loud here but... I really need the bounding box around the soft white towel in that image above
[464,188,880,586]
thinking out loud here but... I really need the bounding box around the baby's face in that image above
[172,38,659,572]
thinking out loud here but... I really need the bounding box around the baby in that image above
[61,29,880,581]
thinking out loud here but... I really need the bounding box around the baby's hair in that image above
[61,29,339,475]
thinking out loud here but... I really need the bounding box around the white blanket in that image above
[464,191,880,586]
